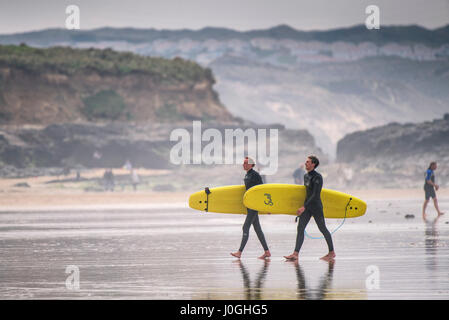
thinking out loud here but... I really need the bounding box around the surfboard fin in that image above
[204,187,211,212]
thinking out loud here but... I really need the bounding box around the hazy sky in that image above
[1,0,448,34]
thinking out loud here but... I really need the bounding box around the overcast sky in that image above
[1,0,448,34]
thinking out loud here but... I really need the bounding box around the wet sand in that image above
[0,192,448,299]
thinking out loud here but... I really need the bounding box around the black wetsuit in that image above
[239,168,269,252]
[294,170,334,253]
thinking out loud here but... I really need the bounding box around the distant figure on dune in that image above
[422,161,444,218]
[123,159,132,171]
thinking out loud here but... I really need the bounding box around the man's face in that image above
[243,159,253,171]
[305,158,315,172]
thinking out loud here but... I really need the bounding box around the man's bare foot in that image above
[320,251,336,261]
[284,252,298,261]
[230,251,242,258]
[258,250,271,259]
[438,212,445,216]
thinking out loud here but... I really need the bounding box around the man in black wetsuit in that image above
[284,155,336,262]
[231,157,271,259]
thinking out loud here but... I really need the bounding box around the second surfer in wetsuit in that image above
[231,157,271,259]
[284,155,336,262]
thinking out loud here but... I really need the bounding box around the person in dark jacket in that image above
[293,164,305,184]
[231,157,271,259]
[284,156,335,262]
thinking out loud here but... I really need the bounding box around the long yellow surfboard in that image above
[189,184,366,218]
[244,184,367,218]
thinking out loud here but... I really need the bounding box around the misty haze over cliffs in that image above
[1,24,449,156]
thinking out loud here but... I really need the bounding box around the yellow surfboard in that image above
[189,185,270,214]
[243,184,366,218]
[189,184,366,218]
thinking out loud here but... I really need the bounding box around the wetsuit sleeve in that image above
[303,174,322,208]
[245,171,263,190]
[252,172,263,187]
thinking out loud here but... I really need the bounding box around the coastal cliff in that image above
[0,44,234,124]
[335,114,449,188]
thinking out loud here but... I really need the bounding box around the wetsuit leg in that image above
[239,209,269,252]
[251,213,269,251]
[312,210,334,252]
[294,210,313,252]
[239,210,257,252]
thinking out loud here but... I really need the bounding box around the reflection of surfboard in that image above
[244,184,366,219]
[189,185,270,214]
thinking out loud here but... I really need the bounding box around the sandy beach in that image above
[1,188,448,211]
[0,179,448,299]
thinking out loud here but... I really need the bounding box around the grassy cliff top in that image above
[0,44,214,84]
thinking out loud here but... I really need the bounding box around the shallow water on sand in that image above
[0,198,448,299]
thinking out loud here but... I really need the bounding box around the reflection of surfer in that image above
[284,156,335,262]
[315,260,335,300]
[423,214,441,271]
[234,259,270,300]
[231,157,271,259]
[422,162,444,218]
[289,260,335,300]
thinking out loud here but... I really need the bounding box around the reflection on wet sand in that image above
[234,259,270,300]
[1,197,448,299]
[424,215,441,271]
[233,259,336,300]
[289,260,335,300]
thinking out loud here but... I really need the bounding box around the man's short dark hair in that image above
[308,155,320,169]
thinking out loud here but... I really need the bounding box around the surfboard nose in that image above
[346,197,367,218]
[188,191,207,211]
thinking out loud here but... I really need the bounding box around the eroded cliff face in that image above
[334,114,449,188]
[0,66,234,125]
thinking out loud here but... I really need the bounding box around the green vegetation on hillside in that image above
[155,102,184,121]
[82,90,126,120]
[0,44,214,84]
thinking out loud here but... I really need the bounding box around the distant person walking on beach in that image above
[131,169,140,191]
[231,157,271,260]
[284,155,335,262]
[422,161,444,217]
[103,168,115,191]
[293,164,305,184]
